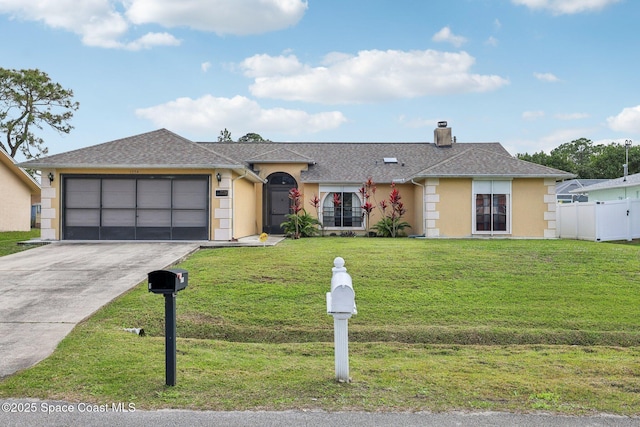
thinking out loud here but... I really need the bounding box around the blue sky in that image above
[1,0,638,161]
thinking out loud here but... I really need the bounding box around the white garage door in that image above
[63,176,209,240]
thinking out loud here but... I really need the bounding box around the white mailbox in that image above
[328,271,356,315]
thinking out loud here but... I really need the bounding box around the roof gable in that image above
[245,147,315,164]
[20,129,243,169]
[414,146,575,179]
[0,148,40,194]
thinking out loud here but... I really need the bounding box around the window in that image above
[473,181,511,234]
[322,191,363,228]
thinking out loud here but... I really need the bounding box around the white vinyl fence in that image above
[556,199,640,242]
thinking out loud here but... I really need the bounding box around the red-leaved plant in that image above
[280,188,320,239]
[363,178,411,237]
[359,177,376,236]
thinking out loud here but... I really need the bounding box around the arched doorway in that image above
[264,172,297,234]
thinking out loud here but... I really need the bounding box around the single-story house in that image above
[570,172,640,201]
[19,124,573,241]
[0,147,41,232]
[556,179,608,203]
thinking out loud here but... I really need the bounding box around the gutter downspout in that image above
[231,171,249,240]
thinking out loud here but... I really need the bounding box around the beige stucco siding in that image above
[254,164,307,184]
[302,183,320,219]
[231,173,258,238]
[0,162,33,231]
[511,178,555,238]
[435,178,473,237]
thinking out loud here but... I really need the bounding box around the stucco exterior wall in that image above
[253,163,307,185]
[512,178,557,238]
[0,162,33,231]
[231,173,258,239]
[432,178,473,238]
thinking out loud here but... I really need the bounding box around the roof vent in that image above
[434,122,453,147]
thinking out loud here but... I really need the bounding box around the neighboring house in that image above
[0,147,41,232]
[19,125,573,241]
[556,179,608,203]
[569,172,640,201]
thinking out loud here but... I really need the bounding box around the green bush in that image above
[372,217,411,237]
[280,210,320,238]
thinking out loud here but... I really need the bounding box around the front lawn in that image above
[0,229,40,257]
[0,238,639,414]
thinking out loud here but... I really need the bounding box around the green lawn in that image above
[0,229,40,256]
[1,238,639,414]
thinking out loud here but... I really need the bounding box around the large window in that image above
[322,191,363,228]
[473,181,511,234]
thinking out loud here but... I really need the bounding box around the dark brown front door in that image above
[264,173,297,234]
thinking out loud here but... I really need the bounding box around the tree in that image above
[217,128,233,142]
[517,138,639,179]
[238,132,269,142]
[0,68,79,159]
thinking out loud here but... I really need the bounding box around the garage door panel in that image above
[101,227,135,240]
[138,180,171,208]
[102,179,136,208]
[173,210,207,227]
[172,227,208,240]
[137,227,172,240]
[66,209,100,226]
[102,209,136,226]
[137,209,171,227]
[173,180,208,209]
[66,179,100,208]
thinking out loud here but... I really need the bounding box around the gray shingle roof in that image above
[204,141,573,183]
[570,172,640,193]
[557,179,608,195]
[19,129,243,169]
[19,128,574,184]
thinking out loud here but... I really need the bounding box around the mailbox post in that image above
[326,257,357,382]
[148,268,188,386]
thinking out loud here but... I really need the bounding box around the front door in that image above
[264,173,297,234]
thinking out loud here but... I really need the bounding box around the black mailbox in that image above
[148,269,188,294]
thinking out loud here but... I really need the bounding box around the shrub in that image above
[281,210,320,238]
[372,217,412,237]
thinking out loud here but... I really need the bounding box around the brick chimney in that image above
[434,121,453,147]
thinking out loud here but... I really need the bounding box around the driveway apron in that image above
[0,242,199,378]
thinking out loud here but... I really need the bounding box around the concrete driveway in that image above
[0,242,199,378]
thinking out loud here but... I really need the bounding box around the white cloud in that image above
[125,0,308,35]
[201,62,212,73]
[135,95,347,136]
[511,0,621,15]
[485,36,499,47]
[555,112,590,120]
[607,106,640,133]
[398,115,443,129]
[432,26,467,47]
[534,72,560,82]
[0,0,307,49]
[124,32,181,51]
[523,111,545,120]
[240,50,509,104]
